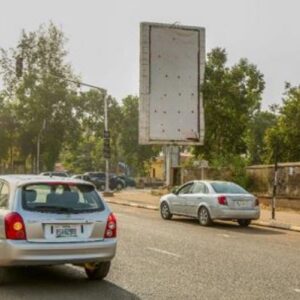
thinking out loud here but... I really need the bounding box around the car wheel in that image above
[198,206,213,226]
[237,219,251,227]
[160,202,173,220]
[0,267,7,284]
[85,261,111,280]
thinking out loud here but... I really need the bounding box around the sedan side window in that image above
[177,183,193,195]
[191,183,208,194]
[0,182,9,209]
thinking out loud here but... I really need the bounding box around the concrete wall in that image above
[182,167,234,183]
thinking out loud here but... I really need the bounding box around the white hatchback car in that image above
[0,175,117,282]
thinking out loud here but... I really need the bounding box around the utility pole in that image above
[271,142,279,220]
[104,95,110,193]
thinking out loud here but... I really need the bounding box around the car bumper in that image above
[0,239,117,267]
[211,207,260,220]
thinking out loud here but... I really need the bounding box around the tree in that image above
[119,96,159,175]
[265,83,300,162]
[194,48,265,161]
[60,89,122,173]
[0,22,79,171]
[246,111,277,164]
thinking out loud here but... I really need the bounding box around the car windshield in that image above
[211,182,249,194]
[22,183,105,213]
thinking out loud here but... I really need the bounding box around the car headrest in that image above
[62,191,79,206]
[24,190,37,203]
[46,193,59,205]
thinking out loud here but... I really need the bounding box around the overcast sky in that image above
[1,0,300,109]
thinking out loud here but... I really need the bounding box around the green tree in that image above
[60,89,122,173]
[194,48,265,160]
[119,96,159,175]
[265,83,300,162]
[246,111,277,164]
[0,23,79,171]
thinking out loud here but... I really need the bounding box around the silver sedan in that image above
[0,175,117,282]
[160,180,260,227]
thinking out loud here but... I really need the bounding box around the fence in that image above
[182,162,300,210]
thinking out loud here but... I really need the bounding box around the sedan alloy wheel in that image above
[199,207,213,226]
[160,202,173,220]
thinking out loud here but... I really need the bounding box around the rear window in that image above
[22,183,105,213]
[211,182,249,194]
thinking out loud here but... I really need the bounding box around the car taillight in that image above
[218,196,228,205]
[255,198,259,206]
[104,213,117,238]
[5,212,27,240]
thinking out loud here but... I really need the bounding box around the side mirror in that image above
[171,186,179,194]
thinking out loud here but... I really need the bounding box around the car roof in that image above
[0,174,93,187]
[192,180,235,184]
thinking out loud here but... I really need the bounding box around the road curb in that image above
[252,220,300,233]
[106,199,158,211]
[106,199,300,233]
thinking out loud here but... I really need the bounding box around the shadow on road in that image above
[0,265,140,300]
[171,217,286,235]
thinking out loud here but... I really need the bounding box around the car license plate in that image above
[235,200,249,208]
[55,226,77,238]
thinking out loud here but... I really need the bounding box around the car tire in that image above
[0,267,7,285]
[198,206,213,226]
[85,261,111,280]
[237,219,251,227]
[160,202,173,220]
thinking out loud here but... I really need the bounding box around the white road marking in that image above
[218,234,230,238]
[147,247,181,258]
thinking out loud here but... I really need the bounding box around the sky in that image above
[1,0,300,109]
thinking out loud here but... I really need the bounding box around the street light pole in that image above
[49,74,112,193]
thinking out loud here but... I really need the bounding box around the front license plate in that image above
[56,226,77,238]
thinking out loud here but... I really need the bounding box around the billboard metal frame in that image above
[139,22,205,145]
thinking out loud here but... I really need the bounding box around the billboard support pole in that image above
[165,145,181,187]
[165,146,172,186]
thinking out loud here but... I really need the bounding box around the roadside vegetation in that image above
[0,23,299,177]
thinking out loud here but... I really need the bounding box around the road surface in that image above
[0,203,299,300]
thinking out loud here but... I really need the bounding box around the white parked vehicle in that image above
[160,180,260,227]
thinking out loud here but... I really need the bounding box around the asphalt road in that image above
[0,203,299,300]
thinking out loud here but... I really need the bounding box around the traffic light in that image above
[103,132,111,159]
[16,56,23,78]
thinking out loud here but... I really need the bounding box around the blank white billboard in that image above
[139,22,205,145]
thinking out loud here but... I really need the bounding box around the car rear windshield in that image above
[211,182,249,194]
[22,183,105,213]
